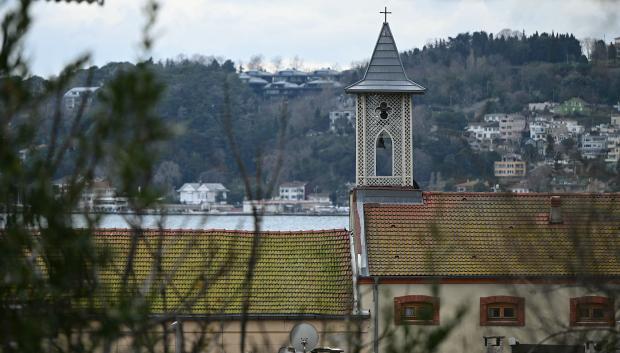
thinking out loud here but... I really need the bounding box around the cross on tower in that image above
[380,6,391,23]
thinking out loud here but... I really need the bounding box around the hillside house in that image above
[329,109,355,133]
[554,97,588,115]
[309,68,341,81]
[528,101,558,112]
[605,134,620,164]
[494,154,527,177]
[499,114,526,142]
[484,113,507,123]
[455,179,484,192]
[274,69,309,84]
[580,134,608,159]
[529,121,548,141]
[467,122,500,141]
[63,86,99,110]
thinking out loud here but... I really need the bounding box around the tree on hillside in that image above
[545,134,555,159]
[608,44,617,64]
[591,40,608,63]
[247,54,264,71]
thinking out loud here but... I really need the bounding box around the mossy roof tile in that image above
[92,229,353,315]
[364,192,620,277]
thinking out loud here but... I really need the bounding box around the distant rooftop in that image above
[281,181,307,188]
[64,86,99,98]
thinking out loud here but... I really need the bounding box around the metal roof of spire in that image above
[345,21,426,94]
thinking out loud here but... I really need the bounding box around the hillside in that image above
[44,31,620,204]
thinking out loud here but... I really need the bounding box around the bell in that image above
[377,136,386,149]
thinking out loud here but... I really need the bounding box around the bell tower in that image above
[345,14,425,187]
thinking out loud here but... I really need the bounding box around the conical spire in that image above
[345,22,425,93]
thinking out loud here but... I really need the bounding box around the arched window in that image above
[480,296,525,326]
[570,296,614,327]
[394,295,439,325]
[375,131,393,176]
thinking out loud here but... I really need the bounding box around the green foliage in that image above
[433,111,467,131]
[0,1,179,352]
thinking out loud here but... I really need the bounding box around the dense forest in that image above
[41,30,620,204]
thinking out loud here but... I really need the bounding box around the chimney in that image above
[550,196,562,224]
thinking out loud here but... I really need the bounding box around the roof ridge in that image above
[91,228,349,236]
[423,191,620,198]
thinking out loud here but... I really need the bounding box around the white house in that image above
[580,134,608,159]
[63,86,100,110]
[563,119,585,135]
[529,121,548,141]
[278,182,307,201]
[329,109,355,133]
[528,101,558,112]
[483,113,507,123]
[466,122,500,141]
[605,134,620,164]
[177,183,228,205]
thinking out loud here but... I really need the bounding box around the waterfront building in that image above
[177,182,228,205]
[278,181,307,200]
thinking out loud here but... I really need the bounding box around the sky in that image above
[16,0,620,77]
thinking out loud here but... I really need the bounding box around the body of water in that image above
[73,214,350,231]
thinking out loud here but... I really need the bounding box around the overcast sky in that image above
[19,0,620,77]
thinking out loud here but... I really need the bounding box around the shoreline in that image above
[72,212,349,217]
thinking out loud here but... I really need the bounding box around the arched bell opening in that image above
[375,130,393,176]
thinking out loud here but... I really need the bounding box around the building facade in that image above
[499,114,526,142]
[329,109,355,133]
[580,134,608,159]
[494,154,527,177]
[278,181,307,200]
[351,192,620,353]
[177,182,228,205]
[467,122,501,141]
[63,86,99,111]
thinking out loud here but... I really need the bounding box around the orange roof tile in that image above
[364,192,620,277]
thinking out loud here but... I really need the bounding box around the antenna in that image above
[289,322,319,353]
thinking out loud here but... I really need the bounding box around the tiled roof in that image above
[93,229,353,315]
[364,192,620,277]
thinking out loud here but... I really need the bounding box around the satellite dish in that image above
[290,322,319,353]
